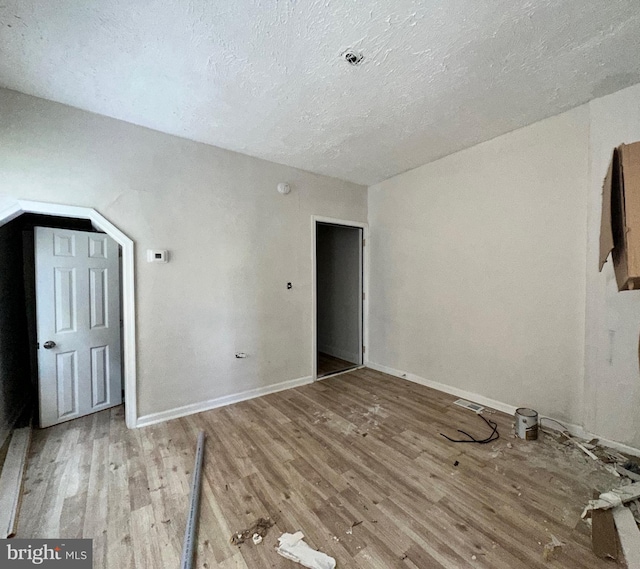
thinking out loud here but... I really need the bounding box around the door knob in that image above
[43,341,56,349]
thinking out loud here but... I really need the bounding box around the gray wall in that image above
[0,88,368,421]
[367,81,640,453]
[584,83,640,449]
[317,224,362,364]
[368,105,589,428]
[0,220,31,446]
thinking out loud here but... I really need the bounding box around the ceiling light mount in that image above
[341,49,364,66]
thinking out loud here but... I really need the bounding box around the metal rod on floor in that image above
[180,430,206,569]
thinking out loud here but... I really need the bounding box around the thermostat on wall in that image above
[147,249,169,263]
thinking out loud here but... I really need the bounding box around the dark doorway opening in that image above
[316,222,363,378]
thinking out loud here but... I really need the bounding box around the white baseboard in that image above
[366,361,517,415]
[318,344,359,365]
[136,375,313,428]
[560,423,640,458]
[365,361,640,457]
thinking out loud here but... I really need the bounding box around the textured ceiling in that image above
[1,1,640,185]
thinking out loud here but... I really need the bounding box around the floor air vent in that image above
[453,399,485,414]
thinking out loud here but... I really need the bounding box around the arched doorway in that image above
[0,200,137,428]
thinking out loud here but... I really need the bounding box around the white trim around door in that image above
[0,200,137,429]
[311,215,369,381]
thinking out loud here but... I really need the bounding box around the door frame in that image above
[311,215,368,381]
[0,200,137,428]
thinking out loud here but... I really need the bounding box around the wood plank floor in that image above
[317,352,358,377]
[16,368,620,568]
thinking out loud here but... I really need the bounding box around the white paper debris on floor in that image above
[276,531,336,569]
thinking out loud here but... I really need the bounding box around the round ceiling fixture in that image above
[341,50,364,66]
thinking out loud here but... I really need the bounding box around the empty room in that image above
[2,1,640,568]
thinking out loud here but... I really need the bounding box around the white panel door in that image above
[35,227,122,427]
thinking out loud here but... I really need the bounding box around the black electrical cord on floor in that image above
[440,413,499,444]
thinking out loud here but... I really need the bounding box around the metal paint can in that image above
[515,408,538,440]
